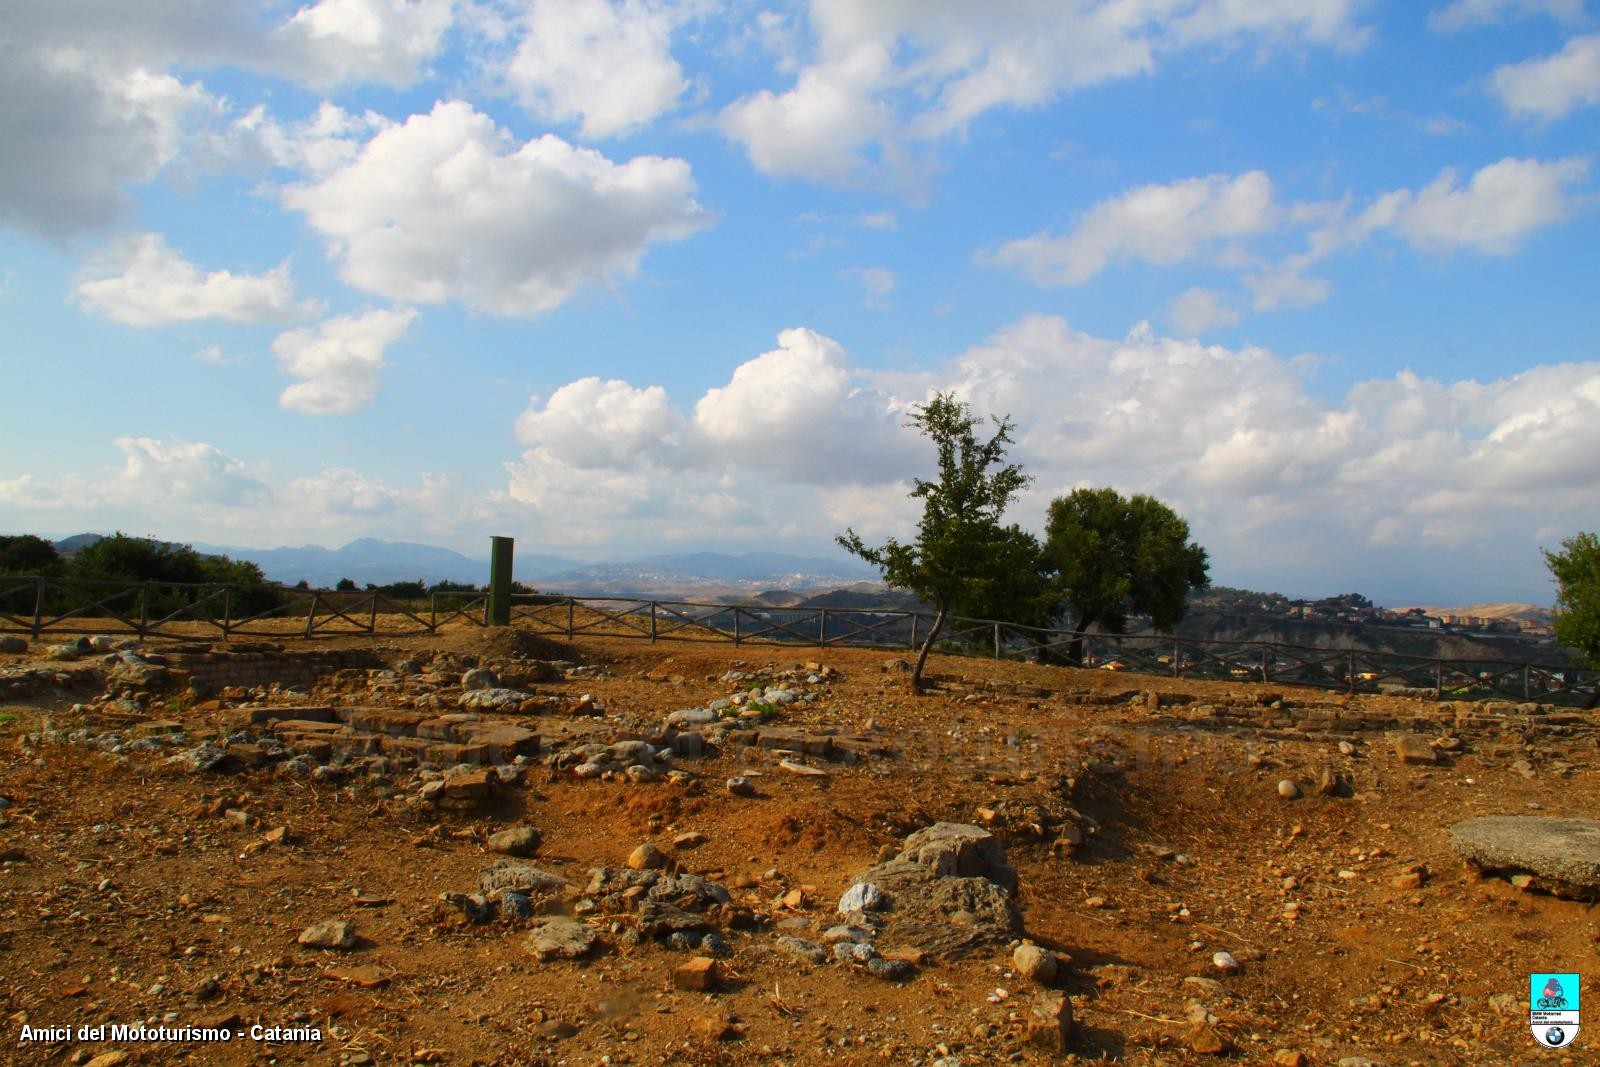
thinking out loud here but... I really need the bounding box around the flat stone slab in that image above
[1450,816,1600,897]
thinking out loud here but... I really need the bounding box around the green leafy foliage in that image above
[1042,487,1210,661]
[838,391,1032,690]
[0,535,62,575]
[1545,531,1600,669]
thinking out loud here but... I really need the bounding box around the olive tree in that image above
[1544,531,1600,708]
[1041,487,1210,663]
[838,392,1032,692]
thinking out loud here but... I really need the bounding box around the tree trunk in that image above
[1065,611,1095,667]
[911,601,950,694]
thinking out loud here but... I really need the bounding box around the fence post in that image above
[1173,641,1180,677]
[31,578,45,639]
[1435,660,1443,694]
[429,593,437,633]
[910,613,919,652]
[566,599,574,637]
[650,601,658,643]
[305,591,318,638]
[488,535,514,627]
[1524,664,1531,700]
[1261,647,1270,682]
[223,586,233,639]
[994,622,1002,660]
[733,608,741,646]
[138,582,150,637]
[369,594,379,634]
[819,609,827,647]
[1348,649,1357,692]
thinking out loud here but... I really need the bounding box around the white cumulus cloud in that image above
[1167,287,1241,334]
[281,100,713,315]
[985,171,1278,286]
[272,307,418,415]
[514,378,684,468]
[500,0,697,139]
[1356,155,1590,254]
[74,232,317,325]
[1491,34,1600,121]
[267,0,454,88]
[718,2,1369,183]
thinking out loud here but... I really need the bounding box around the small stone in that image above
[1211,951,1239,974]
[487,826,542,857]
[833,942,876,963]
[84,1054,132,1067]
[296,919,356,951]
[866,957,913,981]
[837,882,884,914]
[1391,871,1423,891]
[778,759,828,777]
[726,777,757,797]
[1338,740,1356,756]
[1025,991,1074,1053]
[628,843,668,870]
[460,668,496,691]
[1272,1053,1309,1067]
[691,1013,741,1041]
[538,1019,578,1039]
[1316,768,1341,796]
[522,917,596,961]
[1187,1021,1231,1054]
[673,956,718,992]
[1012,943,1058,984]
[673,831,708,850]
[1277,779,1300,799]
[1394,734,1437,765]
[775,937,827,964]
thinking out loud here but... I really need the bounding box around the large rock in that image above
[841,822,1021,958]
[522,917,595,961]
[1450,816,1600,898]
[896,822,1017,891]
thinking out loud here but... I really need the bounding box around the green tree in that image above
[1041,487,1210,663]
[335,577,358,591]
[837,392,1031,692]
[1544,531,1600,708]
[0,534,61,575]
[69,533,208,584]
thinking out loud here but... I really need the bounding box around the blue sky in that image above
[2,0,1598,605]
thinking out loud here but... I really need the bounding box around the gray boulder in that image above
[523,917,596,960]
[841,822,1022,958]
[1450,816,1600,898]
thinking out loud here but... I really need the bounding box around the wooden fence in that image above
[508,594,1599,706]
[1,575,1593,705]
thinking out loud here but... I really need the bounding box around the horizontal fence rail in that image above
[0,575,1593,705]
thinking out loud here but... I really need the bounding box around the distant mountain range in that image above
[48,534,876,593]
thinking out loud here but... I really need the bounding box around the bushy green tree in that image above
[1545,532,1600,708]
[0,534,61,575]
[1041,487,1210,663]
[335,577,357,591]
[838,392,1031,691]
[69,533,208,584]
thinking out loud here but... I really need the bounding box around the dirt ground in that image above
[2,626,1597,1067]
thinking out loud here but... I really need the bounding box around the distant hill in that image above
[53,533,108,555]
[536,552,877,596]
[185,538,581,588]
[1393,602,1552,625]
[1159,611,1575,665]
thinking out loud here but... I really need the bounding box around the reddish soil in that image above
[1,628,1597,1066]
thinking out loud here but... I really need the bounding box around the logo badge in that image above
[1530,973,1580,1048]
